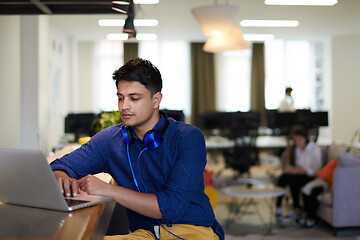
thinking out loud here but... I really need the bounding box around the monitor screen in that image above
[312,111,328,127]
[198,111,230,131]
[64,113,98,141]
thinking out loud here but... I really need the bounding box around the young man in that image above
[50,58,224,240]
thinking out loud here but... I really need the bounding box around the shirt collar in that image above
[131,113,166,141]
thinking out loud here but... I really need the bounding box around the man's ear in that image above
[153,92,162,109]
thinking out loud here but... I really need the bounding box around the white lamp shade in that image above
[191,5,239,37]
[203,24,250,53]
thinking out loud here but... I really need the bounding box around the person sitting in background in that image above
[278,87,295,112]
[294,158,338,228]
[276,125,322,221]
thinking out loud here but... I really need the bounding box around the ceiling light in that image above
[112,1,130,14]
[240,20,299,27]
[99,19,158,27]
[99,19,124,26]
[107,33,157,41]
[137,33,157,40]
[123,0,136,36]
[243,34,274,41]
[134,0,159,4]
[134,19,158,26]
[128,30,137,40]
[123,18,135,33]
[212,30,222,37]
[264,0,337,6]
[203,24,250,53]
[191,5,239,37]
[107,33,128,40]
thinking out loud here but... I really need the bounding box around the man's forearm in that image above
[108,184,163,219]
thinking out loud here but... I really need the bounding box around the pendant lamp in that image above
[128,30,137,40]
[191,4,239,37]
[123,17,135,33]
[203,24,250,53]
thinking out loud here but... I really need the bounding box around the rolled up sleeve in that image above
[50,128,111,179]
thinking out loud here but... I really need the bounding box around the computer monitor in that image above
[296,109,314,129]
[198,111,228,130]
[312,111,328,127]
[266,109,328,137]
[64,113,98,141]
[228,111,261,138]
[266,110,297,129]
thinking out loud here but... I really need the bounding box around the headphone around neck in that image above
[121,111,169,150]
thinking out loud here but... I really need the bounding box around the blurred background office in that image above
[0,0,359,156]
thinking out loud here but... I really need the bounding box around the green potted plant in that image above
[92,111,121,134]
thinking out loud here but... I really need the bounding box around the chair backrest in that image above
[106,203,130,235]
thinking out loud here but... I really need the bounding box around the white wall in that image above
[0,16,21,148]
[331,34,360,144]
[20,16,44,150]
[317,39,332,141]
[39,17,70,154]
[0,15,77,154]
[77,41,95,112]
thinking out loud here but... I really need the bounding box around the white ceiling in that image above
[49,0,360,42]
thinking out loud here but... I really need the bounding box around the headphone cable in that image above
[127,144,140,192]
[135,147,186,240]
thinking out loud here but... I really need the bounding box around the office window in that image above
[215,50,251,112]
[96,40,124,112]
[265,40,315,110]
[139,41,191,117]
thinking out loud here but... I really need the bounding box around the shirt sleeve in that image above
[50,128,112,179]
[306,144,322,176]
[295,142,323,176]
[156,127,207,222]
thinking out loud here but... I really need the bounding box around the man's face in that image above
[117,80,161,129]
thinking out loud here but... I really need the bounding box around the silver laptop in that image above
[0,148,112,211]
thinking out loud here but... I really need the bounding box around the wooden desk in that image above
[0,200,115,240]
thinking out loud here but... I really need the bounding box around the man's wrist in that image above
[54,170,70,178]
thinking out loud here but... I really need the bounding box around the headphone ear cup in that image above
[122,126,133,145]
[144,130,163,150]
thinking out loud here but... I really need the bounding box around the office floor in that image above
[209,152,360,240]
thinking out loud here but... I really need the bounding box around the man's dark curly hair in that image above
[112,58,162,96]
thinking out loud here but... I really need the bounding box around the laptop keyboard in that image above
[65,199,90,207]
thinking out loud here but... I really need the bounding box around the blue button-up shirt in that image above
[50,116,224,239]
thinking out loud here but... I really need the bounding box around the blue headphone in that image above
[121,111,169,150]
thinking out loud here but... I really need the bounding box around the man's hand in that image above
[78,174,113,196]
[53,171,87,197]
